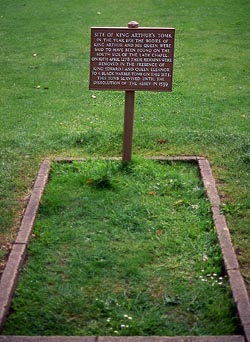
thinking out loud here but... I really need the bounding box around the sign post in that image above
[89,21,175,162]
[123,89,135,162]
[122,21,138,162]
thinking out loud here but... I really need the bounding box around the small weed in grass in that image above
[3,159,240,336]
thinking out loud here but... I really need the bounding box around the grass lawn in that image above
[3,159,240,335]
[0,0,249,334]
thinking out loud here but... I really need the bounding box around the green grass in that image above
[3,159,240,335]
[0,0,249,331]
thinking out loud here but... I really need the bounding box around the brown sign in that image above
[89,27,175,92]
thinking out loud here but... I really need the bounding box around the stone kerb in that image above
[0,159,51,331]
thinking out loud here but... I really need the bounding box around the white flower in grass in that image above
[124,314,132,320]
[203,255,208,262]
[191,204,199,209]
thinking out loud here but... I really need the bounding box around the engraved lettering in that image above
[90,28,175,91]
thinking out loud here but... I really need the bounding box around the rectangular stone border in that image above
[0,156,249,342]
[0,336,246,342]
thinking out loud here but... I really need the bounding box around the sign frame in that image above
[89,26,175,92]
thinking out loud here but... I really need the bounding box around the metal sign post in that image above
[89,21,175,162]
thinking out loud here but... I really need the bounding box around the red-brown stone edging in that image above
[0,156,249,342]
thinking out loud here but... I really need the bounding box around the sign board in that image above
[89,27,175,92]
